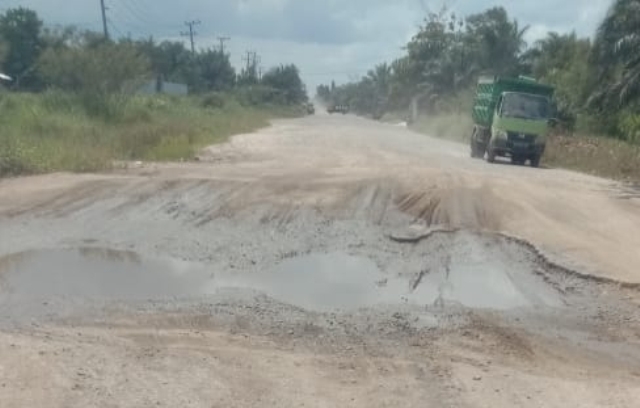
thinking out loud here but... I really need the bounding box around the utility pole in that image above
[181,20,201,54]
[241,51,262,82]
[217,36,230,54]
[242,50,255,72]
[254,53,262,80]
[99,0,109,40]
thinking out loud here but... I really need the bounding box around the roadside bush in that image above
[38,41,151,121]
[0,137,30,176]
[618,112,640,144]
[261,64,307,105]
[234,85,286,106]
[200,92,226,109]
[40,89,81,114]
[0,91,300,176]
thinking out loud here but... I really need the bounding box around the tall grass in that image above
[0,91,301,176]
[545,134,640,181]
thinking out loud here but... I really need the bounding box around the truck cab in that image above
[490,91,551,166]
[470,76,554,167]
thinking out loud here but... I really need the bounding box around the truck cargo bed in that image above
[472,76,554,128]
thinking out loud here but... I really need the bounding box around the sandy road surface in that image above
[1,114,640,407]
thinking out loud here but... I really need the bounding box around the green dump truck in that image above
[470,76,554,167]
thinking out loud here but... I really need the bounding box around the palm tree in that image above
[366,63,392,115]
[367,63,391,97]
[591,0,640,108]
[465,7,529,76]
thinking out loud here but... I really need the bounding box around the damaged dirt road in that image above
[1,114,640,407]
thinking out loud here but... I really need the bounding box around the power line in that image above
[129,0,155,16]
[104,0,184,40]
[108,6,147,37]
[128,0,181,33]
[108,19,125,39]
[115,0,154,27]
[127,0,156,23]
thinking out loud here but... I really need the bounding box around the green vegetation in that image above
[0,92,301,176]
[0,7,309,177]
[545,135,640,181]
[317,1,640,180]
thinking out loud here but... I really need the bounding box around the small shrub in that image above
[121,99,153,124]
[234,86,284,106]
[0,137,30,176]
[40,90,79,114]
[618,112,640,144]
[200,92,226,109]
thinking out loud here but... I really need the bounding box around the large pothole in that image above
[0,233,567,312]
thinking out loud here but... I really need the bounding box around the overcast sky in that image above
[1,0,612,90]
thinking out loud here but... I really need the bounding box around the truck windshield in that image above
[501,93,549,120]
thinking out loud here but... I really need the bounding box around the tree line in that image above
[317,1,640,142]
[0,7,308,107]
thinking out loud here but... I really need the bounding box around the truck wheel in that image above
[512,156,525,165]
[531,155,541,168]
[470,129,477,157]
[470,128,484,159]
[472,142,486,159]
[486,148,496,163]
[470,141,479,158]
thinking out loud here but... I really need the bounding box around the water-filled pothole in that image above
[0,247,563,311]
[0,248,210,299]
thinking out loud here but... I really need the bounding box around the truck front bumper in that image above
[491,136,545,158]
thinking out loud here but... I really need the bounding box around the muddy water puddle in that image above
[0,248,210,299]
[0,248,563,311]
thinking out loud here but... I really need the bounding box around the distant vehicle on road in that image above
[305,103,315,115]
[327,104,349,114]
[469,76,554,167]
